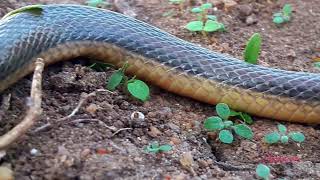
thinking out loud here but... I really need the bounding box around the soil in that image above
[0,0,320,179]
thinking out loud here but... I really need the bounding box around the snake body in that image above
[0,5,320,123]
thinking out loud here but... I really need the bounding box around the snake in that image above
[0,4,319,124]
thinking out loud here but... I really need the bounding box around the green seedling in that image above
[314,62,320,69]
[264,124,305,144]
[86,0,109,8]
[169,0,185,11]
[185,3,225,35]
[244,33,262,64]
[127,79,150,102]
[163,0,185,17]
[89,62,114,71]
[228,110,254,125]
[144,141,173,153]
[273,4,292,25]
[106,62,150,102]
[256,164,271,180]
[204,103,254,144]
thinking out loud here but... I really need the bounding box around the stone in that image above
[246,14,258,25]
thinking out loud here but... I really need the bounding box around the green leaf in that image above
[244,33,261,64]
[219,130,234,144]
[229,110,240,116]
[233,124,253,139]
[280,135,289,143]
[169,0,184,4]
[185,21,204,32]
[144,146,159,153]
[204,116,224,131]
[282,4,292,17]
[273,16,284,24]
[162,10,175,17]
[127,79,150,102]
[264,132,280,144]
[239,112,253,124]
[107,70,124,91]
[86,0,104,7]
[89,62,113,71]
[273,12,283,17]
[277,124,287,134]
[256,164,270,180]
[289,132,305,143]
[203,20,222,32]
[218,23,226,31]
[201,3,213,10]
[159,144,173,152]
[144,141,160,153]
[207,15,217,21]
[151,141,159,149]
[223,120,233,128]
[3,5,43,19]
[314,62,320,68]
[282,15,290,22]
[216,103,230,120]
[191,7,202,13]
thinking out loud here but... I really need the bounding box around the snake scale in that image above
[0,4,319,124]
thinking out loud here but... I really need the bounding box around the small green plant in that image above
[169,0,185,11]
[229,109,254,125]
[163,0,185,17]
[264,124,305,144]
[144,141,173,153]
[107,63,150,102]
[86,0,109,7]
[314,62,320,69]
[244,33,262,64]
[185,3,225,35]
[204,103,254,144]
[273,4,292,25]
[256,164,271,180]
[89,62,114,71]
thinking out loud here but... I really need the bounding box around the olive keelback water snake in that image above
[0,4,320,124]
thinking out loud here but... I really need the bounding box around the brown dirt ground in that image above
[0,0,320,179]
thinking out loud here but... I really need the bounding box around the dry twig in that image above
[0,94,11,121]
[70,118,117,131]
[0,58,44,150]
[111,127,132,137]
[33,89,113,132]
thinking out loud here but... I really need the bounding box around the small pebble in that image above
[237,4,253,17]
[199,159,209,168]
[130,111,145,121]
[86,103,99,115]
[80,148,91,159]
[180,151,194,169]
[223,0,238,9]
[287,49,296,58]
[246,14,258,25]
[148,126,162,137]
[170,137,181,145]
[30,148,39,156]
[167,123,180,133]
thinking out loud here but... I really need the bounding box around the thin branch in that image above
[69,118,117,131]
[33,89,112,133]
[111,128,132,137]
[0,58,44,150]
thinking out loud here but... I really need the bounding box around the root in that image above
[0,58,44,150]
